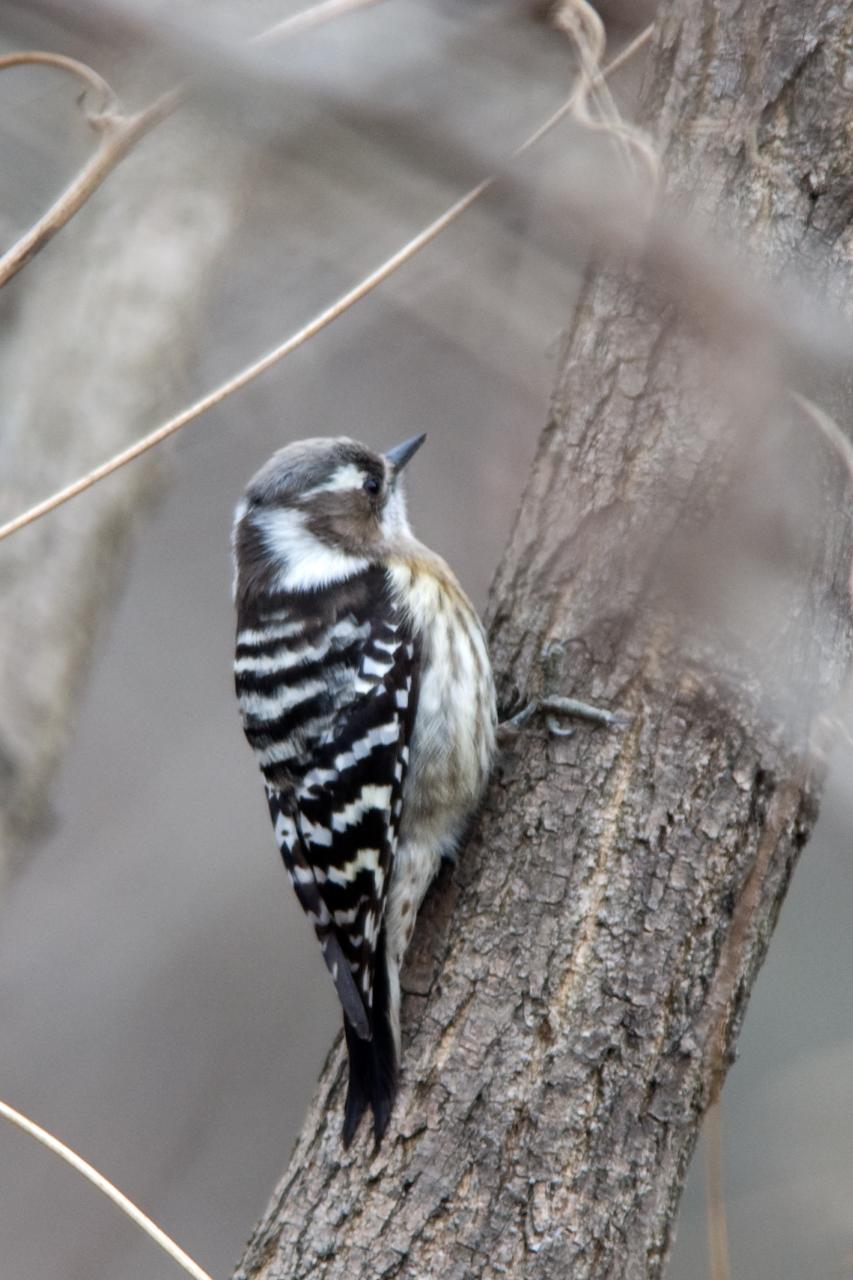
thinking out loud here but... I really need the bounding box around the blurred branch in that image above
[0,1099,215,1280]
[0,0,386,293]
[7,14,853,548]
[553,0,659,183]
[0,180,485,538]
[0,23,654,543]
[250,0,383,45]
[791,391,853,484]
[0,67,181,290]
[0,48,116,107]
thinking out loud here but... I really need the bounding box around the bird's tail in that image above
[342,928,398,1148]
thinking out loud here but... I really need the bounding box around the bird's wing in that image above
[241,574,418,1040]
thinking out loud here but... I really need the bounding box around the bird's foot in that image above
[497,695,632,744]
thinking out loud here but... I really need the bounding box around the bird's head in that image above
[232,433,426,599]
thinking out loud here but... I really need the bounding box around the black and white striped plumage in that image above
[232,435,496,1145]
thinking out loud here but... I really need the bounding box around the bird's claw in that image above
[498,695,632,744]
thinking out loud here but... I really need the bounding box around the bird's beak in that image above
[384,433,426,474]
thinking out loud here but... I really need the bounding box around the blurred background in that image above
[0,2,851,1277]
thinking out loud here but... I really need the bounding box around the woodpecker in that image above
[232,434,496,1146]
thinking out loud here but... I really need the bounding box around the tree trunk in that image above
[235,3,853,1277]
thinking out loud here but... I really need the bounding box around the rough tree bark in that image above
[236,3,853,1277]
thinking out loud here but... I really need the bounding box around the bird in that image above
[231,434,497,1146]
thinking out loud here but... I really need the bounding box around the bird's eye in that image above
[363,475,382,496]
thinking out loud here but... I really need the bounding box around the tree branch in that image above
[0,52,182,290]
[0,0,386,294]
[0,49,116,107]
[0,1099,215,1280]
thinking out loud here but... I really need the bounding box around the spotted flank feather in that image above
[235,565,419,1144]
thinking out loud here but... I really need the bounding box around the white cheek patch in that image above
[254,507,369,591]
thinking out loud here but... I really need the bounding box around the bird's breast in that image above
[386,555,496,854]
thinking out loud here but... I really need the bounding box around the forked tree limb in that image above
[236,2,853,1277]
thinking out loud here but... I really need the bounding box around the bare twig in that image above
[0,1098,215,1280]
[0,50,116,109]
[704,1100,732,1280]
[520,22,654,153]
[0,25,654,542]
[790,390,853,483]
[250,0,383,44]
[0,54,182,291]
[552,0,660,184]
[0,0,388,293]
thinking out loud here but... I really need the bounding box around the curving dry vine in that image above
[235,2,853,1277]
